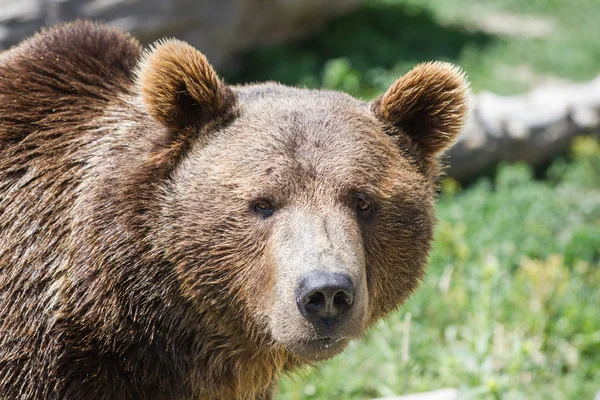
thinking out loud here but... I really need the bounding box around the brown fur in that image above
[373,61,469,156]
[0,21,468,399]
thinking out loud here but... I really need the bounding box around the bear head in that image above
[136,40,469,362]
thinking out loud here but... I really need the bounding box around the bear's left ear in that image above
[137,39,236,131]
[371,62,469,156]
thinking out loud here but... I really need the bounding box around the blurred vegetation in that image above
[225,0,600,98]
[224,0,600,398]
[277,136,600,399]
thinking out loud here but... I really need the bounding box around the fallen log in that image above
[446,77,600,181]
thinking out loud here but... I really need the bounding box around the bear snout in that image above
[295,272,354,331]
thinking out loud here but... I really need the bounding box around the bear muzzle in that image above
[266,208,368,360]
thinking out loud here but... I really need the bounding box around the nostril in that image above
[305,291,325,307]
[333,290,353,306]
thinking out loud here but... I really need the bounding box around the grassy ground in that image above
[276,138,600,399]
[225,1,600,398]
[225,0,600,97]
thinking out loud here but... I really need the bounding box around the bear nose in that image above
[296,272,354,328]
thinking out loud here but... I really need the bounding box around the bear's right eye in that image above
[253,199,275,218]
[352,193,376,222]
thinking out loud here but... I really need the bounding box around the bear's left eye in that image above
[253,199,275,218]
[356,199,371,212]
[353,194,374,219]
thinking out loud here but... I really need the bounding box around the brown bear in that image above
[0,21,468,400]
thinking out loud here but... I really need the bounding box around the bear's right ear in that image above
[371,62,469,157]
[137,39,236,132]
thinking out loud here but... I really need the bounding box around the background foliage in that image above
[226,0,600,98]
[226,0,600,398]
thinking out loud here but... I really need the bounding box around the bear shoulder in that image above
[0,20,143,144]
[0,20,142,107]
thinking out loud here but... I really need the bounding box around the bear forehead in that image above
[179,84,427,200]
[225,83,407,168]
[234,83,371,127]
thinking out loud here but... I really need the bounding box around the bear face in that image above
[138,40,469,362]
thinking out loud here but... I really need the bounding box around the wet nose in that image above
[296,272,354,328]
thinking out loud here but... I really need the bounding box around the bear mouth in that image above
[290,336,349,361]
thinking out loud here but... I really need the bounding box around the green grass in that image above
[276,138,600,399]
[225,0,600,97]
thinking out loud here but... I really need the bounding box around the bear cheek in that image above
[364,202,434,322]
[237,249,279,325]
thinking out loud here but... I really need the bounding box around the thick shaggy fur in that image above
[0,21,468,399]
